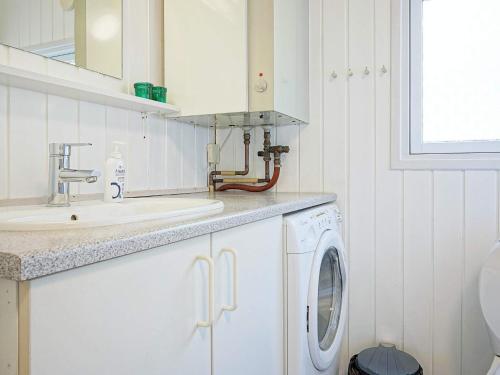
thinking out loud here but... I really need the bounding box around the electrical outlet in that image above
[207,143,220,165]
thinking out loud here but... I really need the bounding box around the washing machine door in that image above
[307,229,348,371]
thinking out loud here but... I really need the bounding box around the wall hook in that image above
[331,70,338,79]
[347,68,354,77]
[381,65,388,74]
[363,66,370,75]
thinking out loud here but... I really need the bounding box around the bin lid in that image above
[356,344,421,375]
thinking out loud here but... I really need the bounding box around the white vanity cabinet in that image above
[212,215,284,375]
[25,235,213,375]
[5,216,284,375]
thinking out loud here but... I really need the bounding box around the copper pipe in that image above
[263,130,271,180]
[213,178,269,184]
[217,166,280,192]
[209,131,251,189]
[209,131,250,180]
[212,129,289,192]
[219,178,259,183]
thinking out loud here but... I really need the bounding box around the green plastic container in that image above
[152,86,167,103]
[134,82,153,99]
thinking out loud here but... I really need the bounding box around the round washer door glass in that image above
[317,247,343,350]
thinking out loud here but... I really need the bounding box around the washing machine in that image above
[284,203,348,375]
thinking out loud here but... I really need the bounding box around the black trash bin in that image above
[348,344,423,375]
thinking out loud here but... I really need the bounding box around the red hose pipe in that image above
[216,166,281,192]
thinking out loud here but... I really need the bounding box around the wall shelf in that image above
[0,64,180,116]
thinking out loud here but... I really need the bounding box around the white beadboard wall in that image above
[0,0,74,49]
[222,1,499,374]
[0,0,208,201]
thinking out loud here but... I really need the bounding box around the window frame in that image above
[391,0,500,169]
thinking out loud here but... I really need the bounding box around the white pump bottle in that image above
[104,142,126,203]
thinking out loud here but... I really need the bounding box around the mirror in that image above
[0,0,123,78]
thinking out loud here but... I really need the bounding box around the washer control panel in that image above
[285,203,343,254]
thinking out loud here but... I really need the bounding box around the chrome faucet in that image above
[48,143,101,207]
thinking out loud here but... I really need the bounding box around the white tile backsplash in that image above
[0,84,208,201]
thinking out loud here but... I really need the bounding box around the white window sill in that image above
[391,152,500,170]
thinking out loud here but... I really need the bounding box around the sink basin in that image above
[0,197,224,231]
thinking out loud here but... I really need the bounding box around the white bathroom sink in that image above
[0,197,224,231]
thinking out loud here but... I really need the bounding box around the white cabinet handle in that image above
[221,248,238,312]
[196,255,214,328]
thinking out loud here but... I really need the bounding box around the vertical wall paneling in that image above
[276,125,300,192]
[403,171,434,373]
[433,171,464,374]
[233,128,245,177]
[322,0,348,203]
[127,111,148,192]
[47,96,78,143]
[47,95,79,192]
[0,85,7,199]
[51,0,64,41]
[181,124,196,188]
[17,1,30,47]
[195,125,209,188]
[63,1,74,39]
[40,0,53,44]
[79,102,106,195]
[29,0,42,47]
[321,0,350,367]
[299,0,323,193]
[105,107,128,154]
[8,88,47,199]
[165,120,183,189]
[347,0,376,357]
[216,128,237,173]
[374,0,404,349]
[147,115,167,190]
[463,171,497,375]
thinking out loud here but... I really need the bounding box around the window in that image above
[409,0,500,155]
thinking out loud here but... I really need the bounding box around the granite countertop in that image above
[0,192,336,281]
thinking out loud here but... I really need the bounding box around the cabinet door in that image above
[212,216,284,375]
[164,0,248,116]
[26,235,212,375]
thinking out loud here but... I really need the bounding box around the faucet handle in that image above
[49,143,92,156]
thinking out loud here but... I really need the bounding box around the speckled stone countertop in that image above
[0,192,336,281]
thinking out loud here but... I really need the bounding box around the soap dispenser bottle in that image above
[104,142,126,203]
